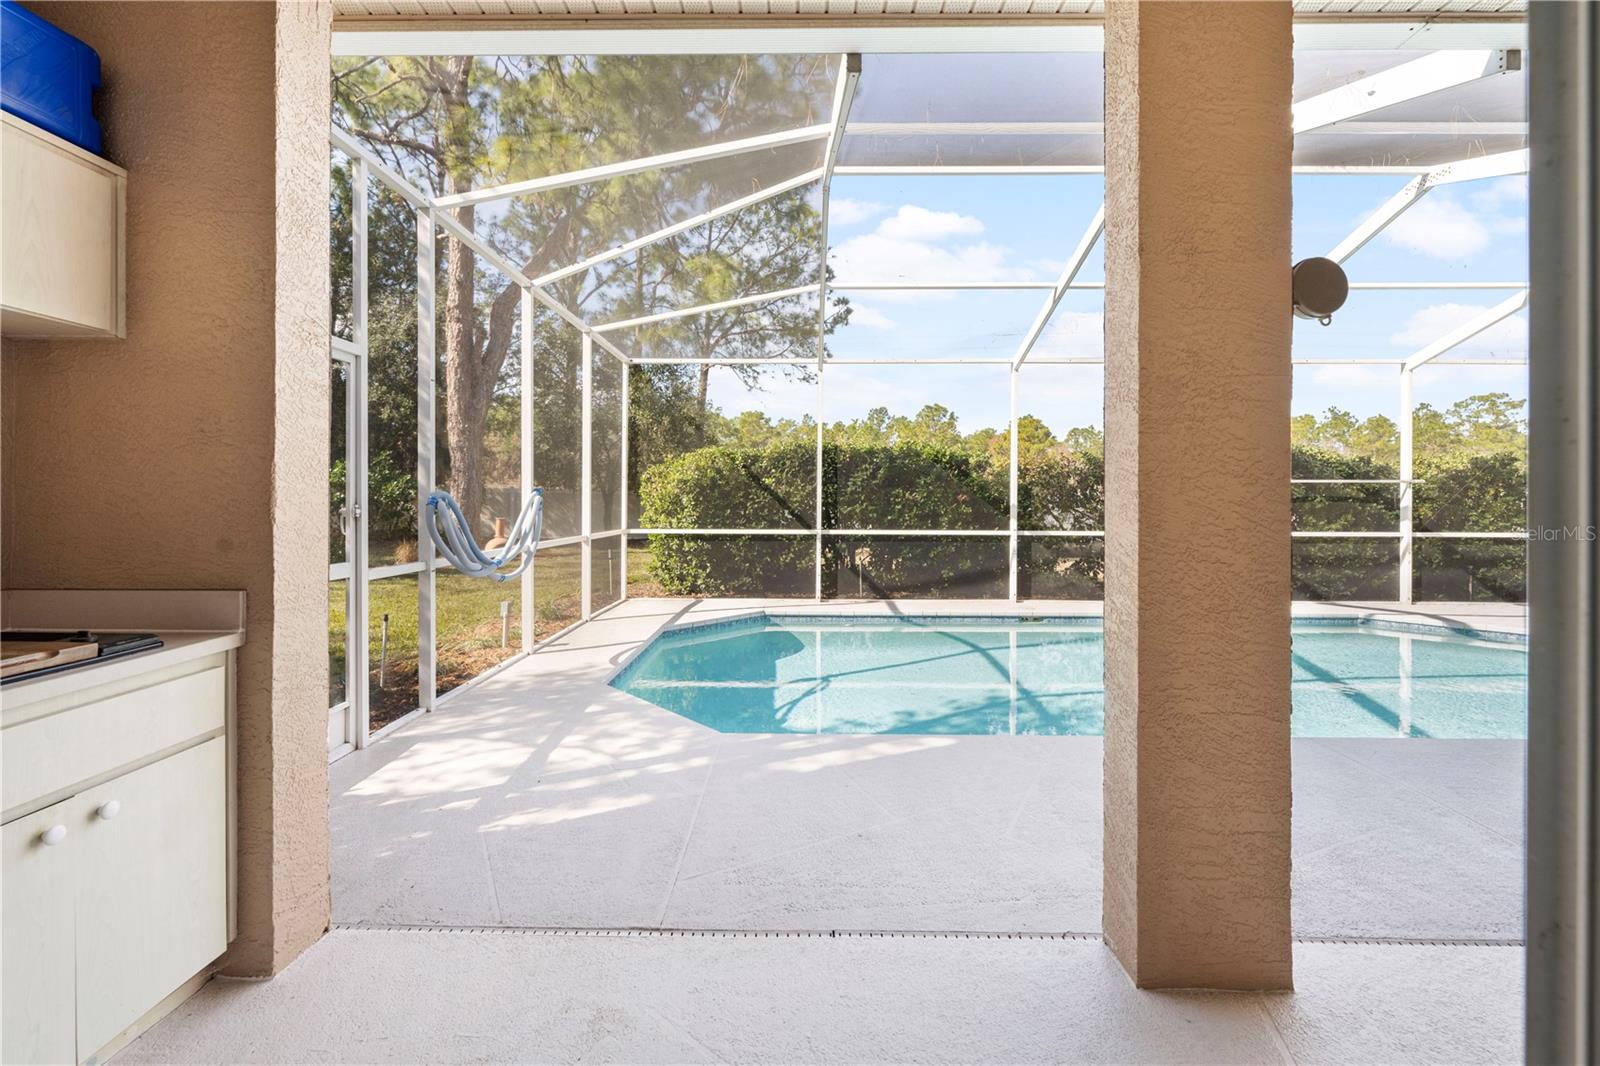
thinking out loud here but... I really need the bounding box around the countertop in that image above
[1,590,245,715]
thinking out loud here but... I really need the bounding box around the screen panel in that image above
[839,53,1103,167]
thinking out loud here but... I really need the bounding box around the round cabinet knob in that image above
[96,800,122,821]
[40,824,67,847]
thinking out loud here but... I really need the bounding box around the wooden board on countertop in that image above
[1,640,98,678]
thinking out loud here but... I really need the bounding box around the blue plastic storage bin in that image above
[0,0,102,153]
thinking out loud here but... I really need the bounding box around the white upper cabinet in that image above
[0,112,126,338]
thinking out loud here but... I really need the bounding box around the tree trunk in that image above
[437,57,489,537]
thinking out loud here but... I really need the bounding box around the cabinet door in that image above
[2,798,81,1066]
[74,738,228,1057]
[0,115,125,337]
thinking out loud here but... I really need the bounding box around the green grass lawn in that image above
[330,543,658,729]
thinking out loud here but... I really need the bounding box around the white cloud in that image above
[1030,310,1104,359]
[1468,176,1527,212]
[1374,177,1527,263]
[1014,365,1104,433]
[1389,302,1528,358]
[845,304,895,330]
[1382,193,1491,261]
[829,198,888,227]
[1435,365,1527,388]
[830,204,1034,296]
[1301,363,1395,390]
[876,205,985,242]
[830,232,1032,294]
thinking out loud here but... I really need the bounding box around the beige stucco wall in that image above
[1101,0,1295,989]
[0,1,332,976]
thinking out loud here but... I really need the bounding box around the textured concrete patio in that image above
[117,597,1526,1064]
[324,597,1525,942]
[116,932,1520,1065]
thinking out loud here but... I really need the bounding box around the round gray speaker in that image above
[1292,257,1350,323]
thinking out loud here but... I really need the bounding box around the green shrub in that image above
[1290,447,1399,532]
[1414,452,1526,533]
[829,441,1008,530]
[639,440,1093,598]
[1288,447,1401,600]
[634,439,1527,601]
[1413,538,1526,602]
[638,441,815,596]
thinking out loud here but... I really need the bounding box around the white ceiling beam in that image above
[1403,289,1528,371]
[1426,147,1530,185]
[532,167,824,287]
[433,207,629,364]
[1291,21,1527,52]
[834,164,1105,176]
[334,126,626,360]
[331,25,1106,57]
[330,125,432,210]
[848,121,1102,136]
[835,164,1495,176]
[1314,120,1526,136]
[434,122,832,209]
[844,120,1524,137]
[331,20,1529,58]
[1011,203,1104,369]
[435,209,583,337]
[816,54,862,372]
[1350,280,1528,289]
[1327,147,1528,264]
[832,281,1057,290]
[1293,49,1519,135]
[594,284,821,333]
[1327,173,1430,264]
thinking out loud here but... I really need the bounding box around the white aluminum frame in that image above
[815,57,861,600]
[434,123,834,209]
[331,22,1526,60]
[1293,49,1518,135]
[595,284,822,333]
[327,45,1534,749]
[1328,149,1530,263]
[534,169,826,289]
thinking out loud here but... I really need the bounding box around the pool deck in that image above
[118,597,1527,1064]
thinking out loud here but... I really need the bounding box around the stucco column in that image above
[3,1,332,975]
[1100,0,1294,989]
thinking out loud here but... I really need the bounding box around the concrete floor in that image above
[325,597,1526,941]
[116,933,1521,1065]
[117,597,1527,1064]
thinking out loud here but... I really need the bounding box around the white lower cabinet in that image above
[2,800,79,1066]
[74,737,228,1056]
[2,659,231,1065]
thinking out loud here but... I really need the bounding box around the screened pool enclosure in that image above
[327,45,1529,751]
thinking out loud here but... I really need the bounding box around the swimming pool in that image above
[611,615,1527,738]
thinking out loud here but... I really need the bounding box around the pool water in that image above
[611,616,1527,738]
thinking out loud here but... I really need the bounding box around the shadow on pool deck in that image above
[329,597,1524,943]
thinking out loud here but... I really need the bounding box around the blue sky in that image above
[704,170,1529,437]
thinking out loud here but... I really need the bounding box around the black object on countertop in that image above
[0,631,165,685]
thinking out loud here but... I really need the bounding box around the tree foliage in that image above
[329,54,1528,604]
[635,393,1526,602]
[333,54,844,535]
[1289,396,1527,601]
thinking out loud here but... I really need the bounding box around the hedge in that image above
[633,440,1526,601]
[638,440,1103,598]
